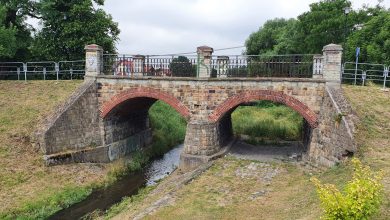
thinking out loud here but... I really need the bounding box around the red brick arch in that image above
[209,90,318,127]
[100,87,190,119]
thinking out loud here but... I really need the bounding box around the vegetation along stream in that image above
[48,144,184,219]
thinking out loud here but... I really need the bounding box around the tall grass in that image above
[148,100,187,156]
[107,100,187,180]
[232,101,303,141]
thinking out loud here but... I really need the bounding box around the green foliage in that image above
[345,10,390,65]
[232,101,303,141]
[295,0,352,54]
[0,186,92,219]
[311,158,384,220]
[148,100,187,156]
[107,100,186,181]
[0,0,36,61]
[245,18,298,55]
[169,56,196,77]
[245,0,390,64]
[0,5,18,59]
[31,0,119,61]
[104,185,156,219]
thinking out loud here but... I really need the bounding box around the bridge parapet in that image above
[87,44,342,81]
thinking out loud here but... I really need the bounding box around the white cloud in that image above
[28,0,390,55]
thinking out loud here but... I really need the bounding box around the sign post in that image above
[354,47,360,85]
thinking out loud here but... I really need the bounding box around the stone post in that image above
[84,44,103,80]
[133,55,145,77]
[322,44,343,84]
[180,121,222,171]
[197,46,213,78]
[217,56,229,78]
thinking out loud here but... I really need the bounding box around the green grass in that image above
[103,185,156,219]
[232,101,303,141]
[0,83,187,219]
[0,186,92,220]
[148,100,187,156]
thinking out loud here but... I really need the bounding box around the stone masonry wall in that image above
[307,85,356,167]
[37,80,102,155]
[97,77,326,160]
[97,77,325,124]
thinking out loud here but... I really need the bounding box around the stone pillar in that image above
[180,121,222,171]
[217,56,229,78]
[133,55,145,77]
[322,44,343,84]
[85,44,103,79]
[197,46,213,78]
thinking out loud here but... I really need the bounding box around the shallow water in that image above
[49,144,183,220]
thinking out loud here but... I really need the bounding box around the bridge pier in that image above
[180,114,233,171]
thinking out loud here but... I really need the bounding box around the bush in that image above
[311,158,383,220]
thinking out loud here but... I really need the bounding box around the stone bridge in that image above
[36,44,356,171]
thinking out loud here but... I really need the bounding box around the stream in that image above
[49,144,183,220]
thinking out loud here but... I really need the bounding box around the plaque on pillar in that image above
[84,44,103,79]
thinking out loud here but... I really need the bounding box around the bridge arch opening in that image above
[209,90,318,160]
[101,88,189,161]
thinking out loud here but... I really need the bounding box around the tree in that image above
[169,56,195,77]
[32,0,120,61]
[294,0,354,54]
[345,8,390,64]
[245,18,297,55]
[0,5,17,59]
[0,0,38,61]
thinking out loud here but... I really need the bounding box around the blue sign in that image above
[356,47,360,57]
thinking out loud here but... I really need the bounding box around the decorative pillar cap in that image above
[322,44,343,52]
[84,44,103,52]
[197,45,214,53]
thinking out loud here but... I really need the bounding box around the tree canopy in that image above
[245,0,390,64]
[0,5,17,58]
[0,0,119,61]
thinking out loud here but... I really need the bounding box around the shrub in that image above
[311,158,383,220]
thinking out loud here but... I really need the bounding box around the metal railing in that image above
[342,62,389,89]
[0,60,85,80]
[103,54,198,77]
[103,54,316,78]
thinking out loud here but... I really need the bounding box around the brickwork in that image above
[37,80,102,155]
[38,43,356,171]
[306,85,356,166]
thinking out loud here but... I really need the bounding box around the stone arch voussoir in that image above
[209,90,318,127]
[100,87,190,119]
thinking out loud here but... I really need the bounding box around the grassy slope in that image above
[0,81,112,219]
[0,81,187,219]
[111,84,389,219]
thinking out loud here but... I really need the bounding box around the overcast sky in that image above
[28,0,390,55]
[102,0,389,55]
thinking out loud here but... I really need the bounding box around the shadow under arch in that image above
[99,87,190,161]
[100,87,190,120]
